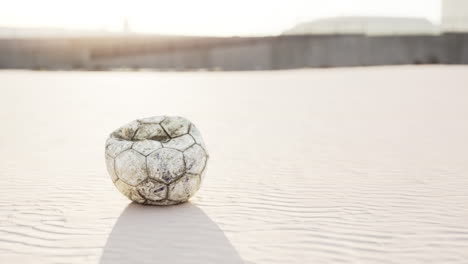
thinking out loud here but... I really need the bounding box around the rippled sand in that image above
[0,66,468,264]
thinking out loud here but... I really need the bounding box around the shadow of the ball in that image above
[100,202,244,264]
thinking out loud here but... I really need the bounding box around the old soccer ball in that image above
[105,116,208,205]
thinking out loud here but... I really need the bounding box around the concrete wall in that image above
[0,34,467,70]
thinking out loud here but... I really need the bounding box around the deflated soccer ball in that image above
[105,116,208,205]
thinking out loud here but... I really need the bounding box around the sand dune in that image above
[0,66,467,263]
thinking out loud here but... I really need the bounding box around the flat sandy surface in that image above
[0,66,467,264]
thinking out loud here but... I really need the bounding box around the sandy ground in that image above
[0,66,468,264]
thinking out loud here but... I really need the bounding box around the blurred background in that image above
[0,0,467,70]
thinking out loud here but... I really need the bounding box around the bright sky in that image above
[0,0,441,36]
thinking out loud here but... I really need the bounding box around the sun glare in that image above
[0,0,441,36]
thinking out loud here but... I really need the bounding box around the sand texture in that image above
[0,66,468,263]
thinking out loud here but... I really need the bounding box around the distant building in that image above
[283,17,438,36]
[123,18,131,34]
[442,0,468,32]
